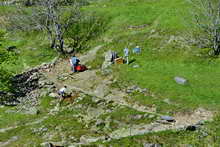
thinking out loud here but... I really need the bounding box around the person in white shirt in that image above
[58,86,67,98]
[124,47,129,64]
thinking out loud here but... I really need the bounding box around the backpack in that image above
[75,65,87,72]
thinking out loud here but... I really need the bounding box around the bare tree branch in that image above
[187,0,220,55]
[8,0,82,54]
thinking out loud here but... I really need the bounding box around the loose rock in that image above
[174,77,188,85]
[160,116,175,122]
[132,64,140,68]
[132,115,143,120]
[24,107,40,115]
[143,143,162,147]
[49,93,59,98]
[148,114,156,119]
[102,50,116,71]
[40,142,52,147]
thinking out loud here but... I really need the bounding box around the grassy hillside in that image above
[1,0,220,146]
[0,5,57,73]
[85,0,220,145]
[86,0,220,111]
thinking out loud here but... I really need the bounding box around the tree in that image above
[9,0,81,54]
[190,0,220,56]
[36,0,82,53]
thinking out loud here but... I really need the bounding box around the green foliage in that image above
[40,96,54,110]
[1,0,220,146]
[0,48,18,63]
[65,13,108,52]
[0,67,13,91]
[0,29,6,42]
[0,30,56,91]
[188,0,220,55]
[0,47,18,91]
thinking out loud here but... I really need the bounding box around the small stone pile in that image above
[126,85,148,94]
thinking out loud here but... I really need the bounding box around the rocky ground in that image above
[0,45,214,147]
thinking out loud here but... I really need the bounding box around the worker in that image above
[124,47,129,64]
[133,46,141,54]
[70,55,80,72]
[112,51,118,63]
[58,85,67,98]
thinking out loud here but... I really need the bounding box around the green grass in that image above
[84,0,220,112]
[0,31,57,73]
[115,53,220,111]
[1,0,220,146]
[0,106,45,146]
[0,107,38,128]
[0,5,57,75]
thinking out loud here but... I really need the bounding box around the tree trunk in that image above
[214,45,220,55]
[54,23,65,54]
[57,37,64,54]
[213,26,220,55]
[50,38,56,49]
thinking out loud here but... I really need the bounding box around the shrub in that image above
[0,29,6,42]
[0,66,13,91]
[65,13,108,52]
[189,0,220,56]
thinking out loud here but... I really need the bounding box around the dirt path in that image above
[44,44,214,117]
[44,45,154,114]
[79,45,103,64]
[70,107,213,145]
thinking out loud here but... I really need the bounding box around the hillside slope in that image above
[1,0,220,146]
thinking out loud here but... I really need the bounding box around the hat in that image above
[136,46,139,48]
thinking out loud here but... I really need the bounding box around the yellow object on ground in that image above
[115,57,124,64]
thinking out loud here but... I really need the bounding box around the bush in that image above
[65,13,108,52]
[0,29,6,42]
[189,0,220,56]
[0,66,13,91]
[0,48,18,91]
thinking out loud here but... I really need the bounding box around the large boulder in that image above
[174,76,188,85]
[160,116,175,122]
[49,93,59,98]
[102,50,114,70]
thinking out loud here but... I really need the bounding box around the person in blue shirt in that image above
[69,55,80,72]
[133,46,141,54]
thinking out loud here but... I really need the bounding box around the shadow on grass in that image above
[129,59,136,64]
